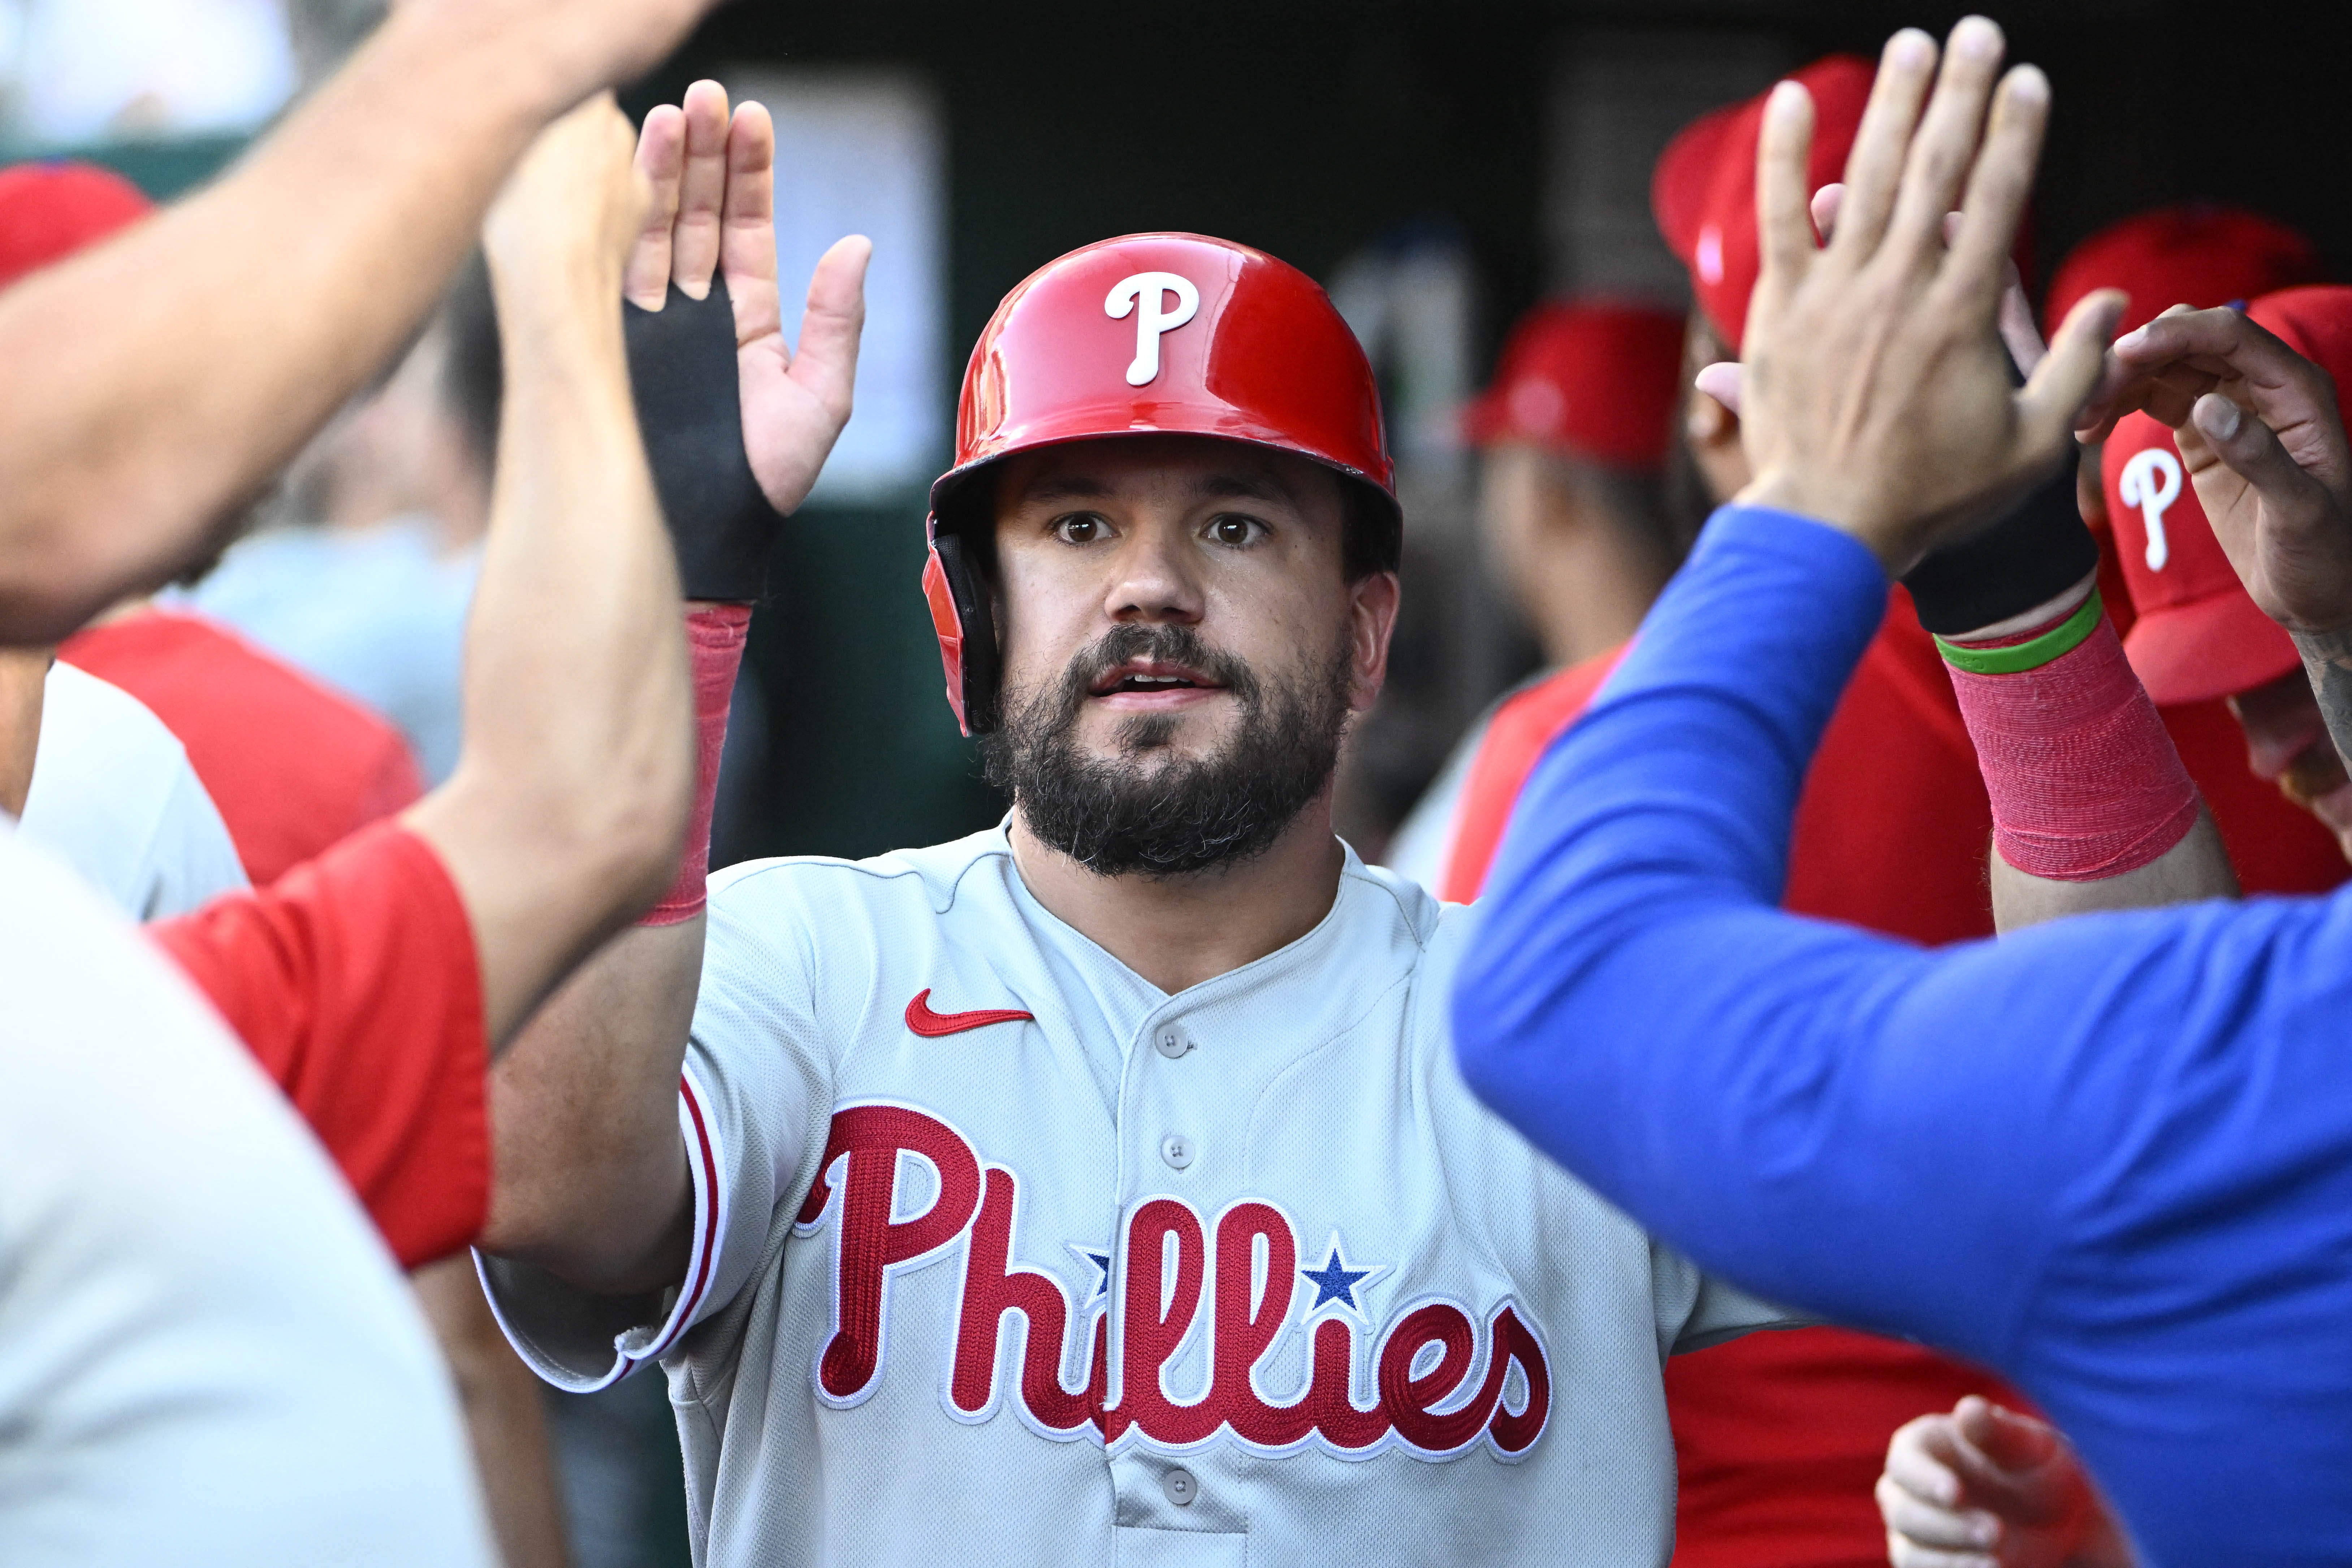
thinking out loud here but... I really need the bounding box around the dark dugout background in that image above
[641,0,2352,868]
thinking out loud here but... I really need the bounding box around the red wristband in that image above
[641,602,752,926]
[1946,608,2200,882]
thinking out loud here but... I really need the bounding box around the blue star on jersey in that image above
[1067,1242,1112,1304]
[1300,1232,1387,1320]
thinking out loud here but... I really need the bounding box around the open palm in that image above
[625,81,870,517]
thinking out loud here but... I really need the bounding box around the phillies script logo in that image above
[794,1104,1552,1461]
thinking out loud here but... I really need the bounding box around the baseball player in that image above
[476,81,1802,1567]
[1871,281,2352,1568]
[0,0,736,1555]
[1457,20,2352,1563]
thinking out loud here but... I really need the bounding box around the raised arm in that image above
[1450,16,2145,1342]
[1707,181,2236,932]
[0,0,715,643]
[401,95,693,1047]
[481,82,868,1294]
[148,95,699,1271]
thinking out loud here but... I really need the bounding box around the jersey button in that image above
[1162,1468,1198,1507]
[1153,1023,1192,1059]
[1160,1134,1196,1170]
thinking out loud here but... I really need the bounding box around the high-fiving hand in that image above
[1732,17,2122,573]
[2080,307,2352,640]
[627,81,871,519]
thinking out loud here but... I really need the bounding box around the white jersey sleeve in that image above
[20,662,247,919]
[482,856,833,1390]
[0,826,492,1568]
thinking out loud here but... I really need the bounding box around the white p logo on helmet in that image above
[1106,272,1201,387]
[2119,446,2184,571]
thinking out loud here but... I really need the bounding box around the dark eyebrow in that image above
[1020,475,1115,503]
[1192,471,1289,504]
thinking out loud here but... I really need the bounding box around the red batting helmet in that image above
[922,232,1398,735]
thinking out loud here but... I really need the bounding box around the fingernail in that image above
[1953,16,2002,58]
[2199,395,2243,441]
[2007,65,2049,106]
[2115,325,2148,354]
[1768,80,1808,119]
[1888,29,1934,67]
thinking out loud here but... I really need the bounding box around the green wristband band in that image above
[1934,590,2104,675]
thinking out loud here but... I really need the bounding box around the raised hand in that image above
[1878,1398,2132,1568]
[406,0,719,114]
[627,81,870,518]
[1690,182,2046,415]
[483,93,647,317]
[1732,18,2121,572]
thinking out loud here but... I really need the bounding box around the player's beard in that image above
[983,621,1353,879]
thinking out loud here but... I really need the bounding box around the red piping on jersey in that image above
[649,1071,723,1359]
[905,989,1036,1037]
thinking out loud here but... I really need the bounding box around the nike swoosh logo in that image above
[905,988,1035,1038]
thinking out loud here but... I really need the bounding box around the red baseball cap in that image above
[2107,284,2352,704]
[0,160,154,291]
[2104,408,2298,705]
[1461,298,1687,471]
[1652,56,1875,353]
[2044,204,2323,341]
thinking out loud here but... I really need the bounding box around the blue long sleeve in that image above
[1452,504,2352,1567]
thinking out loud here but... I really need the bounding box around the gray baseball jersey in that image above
[485,826,1797,1567]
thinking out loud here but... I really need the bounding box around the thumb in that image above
[1694,361,1742,417]
[2020,289,2126,469]
[1957,1400,2062,1475]
[2188,391,2331,520]
[786,234,872,425]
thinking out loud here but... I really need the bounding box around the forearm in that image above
[0,9,578,640]
[2292,628,2352,772]
[407,191,693,1045]
[1451,507,2048,1343]
[413,1256,572,1568]
[481,920,701,1293]
[1992,808,2232,930]
[1935,579,2236,932]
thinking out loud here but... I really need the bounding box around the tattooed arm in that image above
[2294,629,2352,768]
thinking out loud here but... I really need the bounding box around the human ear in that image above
[1346,571,1402,714]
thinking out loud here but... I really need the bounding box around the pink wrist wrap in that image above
[1945,606,2200,882]
[641,602,753,925]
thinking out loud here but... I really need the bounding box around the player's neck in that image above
[1008,793,1346,996]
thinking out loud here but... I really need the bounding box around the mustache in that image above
[1055,623,1262,710]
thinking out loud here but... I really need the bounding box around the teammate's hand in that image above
[1689,182,2044,417]
[482,93,647,316]
[402,0,719,116]
[2077,306,2352,638]
[626,81,869,518]
[1731,18,2120,572]
[1878,1397,2133,1568]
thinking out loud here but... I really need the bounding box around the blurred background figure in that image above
[14,655,246,916]
[181,260,494,785]
[1383,296,1684,891]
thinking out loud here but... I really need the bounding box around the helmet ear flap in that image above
[923,529,1001,737]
